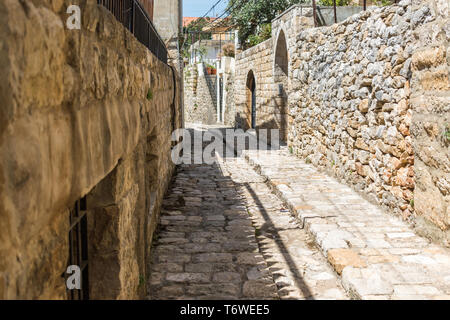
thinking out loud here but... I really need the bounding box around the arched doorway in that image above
[274,29,289,142]
[246,70,256,129]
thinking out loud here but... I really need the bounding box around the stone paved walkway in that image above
[219,156,347,299]
[243,148,450,300]
[148,125,450,300]
[148,126,348,300]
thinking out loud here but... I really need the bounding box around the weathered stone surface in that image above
[244,148,450,300]
[327,249,367,275]
[0,0,182,299]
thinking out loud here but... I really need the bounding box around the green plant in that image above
[197,46,207,62]
[228,0,307,46]
[138,275,145,288]
[146,88,153,101]
[410,199,414,208]
[444,124,450,141]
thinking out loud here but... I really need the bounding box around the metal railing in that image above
[97,0,168,64]
[312,0,402,27]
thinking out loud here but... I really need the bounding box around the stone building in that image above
[0,0,182,299]
[154,0,183,71]
[226,0,449,246]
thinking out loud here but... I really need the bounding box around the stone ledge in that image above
[243,149,450,300]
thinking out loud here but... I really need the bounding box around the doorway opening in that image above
[246,70,256,129]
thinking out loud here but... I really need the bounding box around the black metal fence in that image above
[97,0,168,64]
[311,0,402,27]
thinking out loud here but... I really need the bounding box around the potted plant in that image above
[206,63,216,75]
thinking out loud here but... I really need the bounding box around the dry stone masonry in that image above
[289,1,419,221]
[184,64,218,125]
[231,0,449,242]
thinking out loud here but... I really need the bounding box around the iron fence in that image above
[97,0,168,64]
[312,0,402,27]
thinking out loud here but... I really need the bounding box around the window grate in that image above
[67,197,89,300]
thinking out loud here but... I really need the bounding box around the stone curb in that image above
[242,150,450,300]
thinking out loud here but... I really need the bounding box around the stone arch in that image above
[273,28,289,143]
[246,70,257,129]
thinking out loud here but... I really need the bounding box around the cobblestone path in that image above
[148,125,450,300]
[219,156,347,299]
[243,149,450,300]
[148,126,348,300]
[148,162,279,299]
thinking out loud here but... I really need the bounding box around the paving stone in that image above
[212,272,241,283]
[166,273,211,283]
[242,147,450,300]
[327,249,367,275]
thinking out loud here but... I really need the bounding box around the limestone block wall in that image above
[288,1,434,223]
[234,39,276,130]
[410,0,449,245]
[184,64,217,125]
[0,0,182,299]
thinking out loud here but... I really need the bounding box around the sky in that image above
[183,0,229,18]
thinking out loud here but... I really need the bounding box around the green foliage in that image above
[138,275,145,288]
[245,23,272,47]
[146,89,153,101]
[181,18,213,59]
[197,45,207,62]
[228,0,306,47]
[410,199,414,208]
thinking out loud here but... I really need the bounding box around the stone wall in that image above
[410,0,449,245]
[288,1,436,223]
[231,1,449,238]
[234,39,275,130]
[184,64,217,125]
[0,0,182,299]
[289,2,415,219]
[224,73,237,127]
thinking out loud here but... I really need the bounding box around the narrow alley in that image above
[148,125,348,299]
[149,125,450,300]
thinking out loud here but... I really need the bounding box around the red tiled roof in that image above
[183,17,218,27]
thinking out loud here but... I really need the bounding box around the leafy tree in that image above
[227,0,306,48]
[181,18,213,58]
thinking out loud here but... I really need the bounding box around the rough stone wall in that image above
[0,0,182,299]
[184,64,217,125]
[234,39,275,129]
[410,0,449,245]
[288,1,435,223]
[224,73,237,127]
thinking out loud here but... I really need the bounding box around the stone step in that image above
[243,149,450,300]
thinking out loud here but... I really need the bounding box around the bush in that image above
[222,43,235,58]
